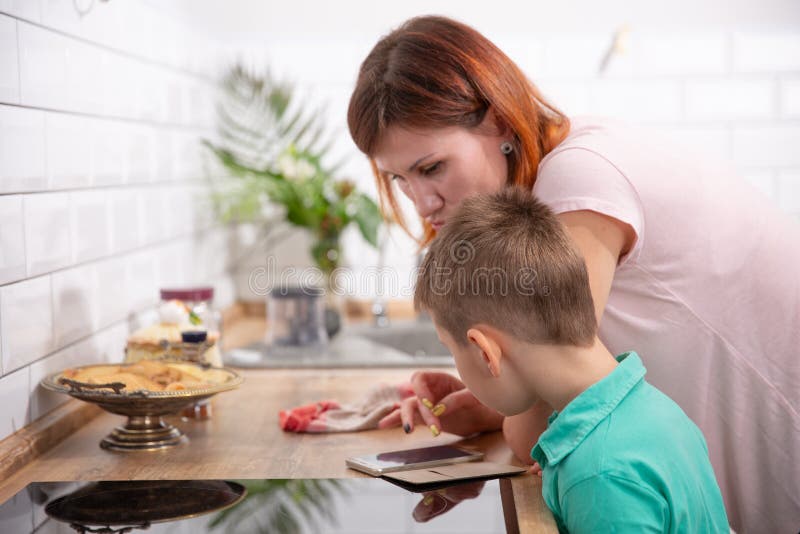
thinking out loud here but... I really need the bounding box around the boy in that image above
[414,187,729,533]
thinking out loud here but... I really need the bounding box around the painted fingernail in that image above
[431,403,446,417]
[421,398,434,410]
[422,495,434,506]
[429,424,440,437]
[403,423,411,434]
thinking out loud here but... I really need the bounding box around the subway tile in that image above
[125,250,158,312]
[70,189,110,263]
[92,119,126,186]
[535,80,591,116]
[51,263,97,349]
[685,79,774,120]
[154,129,174,180]
[40,0,84,37]
[0,366,29,440]
[108,188,141,253]
[24,192,72,276]
[45,112,93,190]
[780,79,800,118]
[139,187,169,245]
[732,126,800,167]
[0,15,19,103]
[127,125,156,183]
[94,256,128,328]
[154,240,190,290]
[0,0,41,22]
[734,33,800,73]
[96,321,129,363]
[588,80,682,122]
[18,22,69,110]
[0,105,47,193]
[0,195,26,285]
[0,275,53,373]
[543,33,634,78]
[632,33,728,76]
[777,170,800,214]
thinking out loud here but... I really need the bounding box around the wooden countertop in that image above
[0,309,557,532]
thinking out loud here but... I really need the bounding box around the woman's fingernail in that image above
[429,424,440,437]
[431,403,446,417]
[403,423,411,434]
[421,398,434,410]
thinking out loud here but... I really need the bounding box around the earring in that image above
[500,141,513,155]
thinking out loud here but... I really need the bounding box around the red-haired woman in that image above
[348,15,799,534]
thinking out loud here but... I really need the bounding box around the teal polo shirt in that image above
[531,352,729,533]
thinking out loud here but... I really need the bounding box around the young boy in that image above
[414,188,729,533]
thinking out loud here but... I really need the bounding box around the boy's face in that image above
[434,322,537,417]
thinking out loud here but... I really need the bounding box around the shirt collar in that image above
[530,352,646,467]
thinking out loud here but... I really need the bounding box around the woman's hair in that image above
[347,15,570,245]
[415,187,597,347]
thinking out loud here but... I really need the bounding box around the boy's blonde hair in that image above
[414,188,597,347]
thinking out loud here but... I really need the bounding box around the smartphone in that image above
[346,445,484,476]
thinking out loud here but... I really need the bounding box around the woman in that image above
[347,15,799,533]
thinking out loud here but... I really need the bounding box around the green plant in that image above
[203,65,382,276]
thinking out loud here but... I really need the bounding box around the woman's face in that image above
[372,123,509,231]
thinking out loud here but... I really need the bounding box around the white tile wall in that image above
[0,195,26,285]
[23,192,72,276]
[45,112,93,189]
[0,105,47,193]
[1,276,53,374]
[0,366,29,438]
[733,33,800,73]
[51,264,97,347]
[780,78,800,118]
[0,1,235,444]
[69,189,110,262]
[732,126,800,167]
[684,79,775,120]
[0,14,19,103]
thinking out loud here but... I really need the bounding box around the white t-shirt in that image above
[533,117,800,534]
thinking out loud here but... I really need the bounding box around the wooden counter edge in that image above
[501,475,559,533]
[0,400,101,481]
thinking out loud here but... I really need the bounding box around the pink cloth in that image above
[534,116,800,533]
[279,382,415,433]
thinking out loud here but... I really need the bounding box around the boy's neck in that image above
[514,337,619,413]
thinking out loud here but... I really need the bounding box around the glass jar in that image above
[267,286,328,347]
[159,286,223,367]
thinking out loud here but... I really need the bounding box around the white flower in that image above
[277,153,298,179]
[295,159,316,180]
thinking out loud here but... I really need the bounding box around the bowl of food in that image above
[41,360,242,452]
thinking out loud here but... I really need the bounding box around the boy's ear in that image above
[466,327,503,378]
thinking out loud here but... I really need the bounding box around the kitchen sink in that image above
[224,320,453,369]
[348,321,450,357]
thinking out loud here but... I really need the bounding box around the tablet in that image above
[345,445,484,476]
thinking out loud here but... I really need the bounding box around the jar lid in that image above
[268,285,325,299]
[181,330,208,343]
[160,287,214,302]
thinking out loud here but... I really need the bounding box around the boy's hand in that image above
[377,371,504,437]
[529,462,543,477]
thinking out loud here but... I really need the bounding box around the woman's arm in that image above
[502,209,634,461]
[557,209,636,322]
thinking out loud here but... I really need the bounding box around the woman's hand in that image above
[412,481,486,523]
[378,371,504,436]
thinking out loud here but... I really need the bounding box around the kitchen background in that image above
[0,0,798,443]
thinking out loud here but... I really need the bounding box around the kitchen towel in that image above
[279,382,415,433]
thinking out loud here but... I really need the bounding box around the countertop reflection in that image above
[0,477,509,534]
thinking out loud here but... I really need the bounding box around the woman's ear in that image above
[466,327,503,377]
[482,106,511,137]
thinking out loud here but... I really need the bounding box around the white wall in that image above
[199,1,800,300]
[0,0,237,442]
